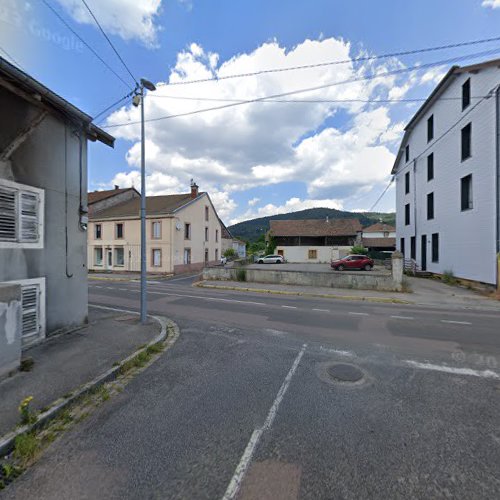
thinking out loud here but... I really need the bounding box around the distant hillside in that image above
[228,208,395,242]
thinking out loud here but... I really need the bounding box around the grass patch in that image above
[13,433,39,465]
[146,342,164,355]
[19,358,34,372]
[236,268,247,282]
[442,270,458,285]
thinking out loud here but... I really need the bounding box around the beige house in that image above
[88,183,222,274]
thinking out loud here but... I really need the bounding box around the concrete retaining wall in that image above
[203,254,404,292]
[0,284,22,379]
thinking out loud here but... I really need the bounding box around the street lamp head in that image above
[141,78,156,91]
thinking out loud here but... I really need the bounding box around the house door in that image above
[421,235,427,271]
[107,249,113,269]
[204,249,209,264]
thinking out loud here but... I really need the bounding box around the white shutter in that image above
[20,191,39,242]
[21,284,40,347]
[0,185,17,241]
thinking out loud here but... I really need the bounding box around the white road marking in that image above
[165,274,200,282]
[349,312,369,316]
[403,360,500,379]
[390,315,414,320]
[313,308,329,312]
[281,305,297,309]
[222,344,307,500]
[118,288,129,291]
[319,346,354,357]
[440,320,472,325]
[205,297,265,306]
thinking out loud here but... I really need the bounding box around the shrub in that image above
[350,245,368,255]
[223,248,237,258]
[236,268,247,282]
[18,396,36,426]
[442,270,457,285]
[13,433,39,464]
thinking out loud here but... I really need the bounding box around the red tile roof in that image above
[88,188,135,205]
[270,218,362,237]
[363,222,395,233]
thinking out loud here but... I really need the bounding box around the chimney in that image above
[190,179,199,199]
[114,185,119,190]
[326,216,329,223]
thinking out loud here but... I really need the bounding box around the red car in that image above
[331,255,374,271]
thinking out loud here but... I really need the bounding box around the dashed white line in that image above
[206,297,265,306]
[281,305,297,309]
[348,312,369,316]
[222,344,307,500]
[403,360,499,379]
[390,315,414,320]
[440,320,472,325]
[313,308,329,312]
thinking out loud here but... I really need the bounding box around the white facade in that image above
[363,230,396,238]
[276,246,351,263]
[394,62,500,285]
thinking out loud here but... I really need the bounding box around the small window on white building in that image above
[152,249,161,267]
[461,174,473,211]
[205,206,209,221]
[205,227,209,242]
[95,247,103,266]
[308,249,317,259]
[184,248,191,264]
[184,223,191,240]
[152,221,161,239]
[0,179,44,248]
[115,247,124,266]
[115,223,124,239]
[215,229,219,242]
[95,224,102,239]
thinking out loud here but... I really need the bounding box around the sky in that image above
[1,0,500,224]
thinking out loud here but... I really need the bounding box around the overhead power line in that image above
[40,0,133,90]
[0,45,25,71]
[80,0,138,86]
[102,47,500,128]
[162,35,500,86]
[93,89,136,122]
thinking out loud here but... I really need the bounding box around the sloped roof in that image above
[363,237,396,248]
[270,218,362,237]
[391,57,500,174]
[363,222,395,233]
[0,56,114,147]
[90,193,204,219]
[88,188,136,205]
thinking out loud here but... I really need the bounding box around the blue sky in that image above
[1,0,500,223]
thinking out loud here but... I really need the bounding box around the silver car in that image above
[257,254,284,264]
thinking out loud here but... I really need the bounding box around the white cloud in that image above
[55,0,162,47]
[420,66,447,85]
[248,197,260,207]
[105,37,438,222]
[482,0,500,8]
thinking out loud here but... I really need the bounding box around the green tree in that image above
[350,245,368,255]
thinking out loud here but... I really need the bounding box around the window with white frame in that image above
[152,248,161,267]
[95,224,102,239]
[152,221,161,239]
[94,247,103,266]
[0,179,44,248]
[114,247,124,266]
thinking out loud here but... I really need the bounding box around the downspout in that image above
[413,158,417,262]
[495,86,500,288]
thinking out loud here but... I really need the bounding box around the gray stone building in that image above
[0,56,114,378]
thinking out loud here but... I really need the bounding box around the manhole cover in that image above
[327,363,364,383]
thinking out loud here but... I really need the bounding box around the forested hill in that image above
[228,208,395,242]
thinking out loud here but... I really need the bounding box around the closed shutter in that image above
[21,284,40,346]
[0,185,17,241]
[20,191,39,242]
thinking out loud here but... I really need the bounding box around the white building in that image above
[362,223,396,252]
[393,58,500,286]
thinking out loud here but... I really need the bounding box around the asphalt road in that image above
[5,276,500,499]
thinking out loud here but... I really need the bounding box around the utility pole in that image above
[134,78,156,324]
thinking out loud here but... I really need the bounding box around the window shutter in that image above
[21,284,40,345]
[20,191,39,242]
[0,185,17,241]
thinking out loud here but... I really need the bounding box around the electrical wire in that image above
[40,0,133,90]
[80,0,138,86]
[162,35,500,86]
[92,89,136,122]
[102,47,500,128]
[0,46,25,71]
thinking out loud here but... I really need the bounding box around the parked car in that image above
[257,254,284,264]
[331,255,374,271]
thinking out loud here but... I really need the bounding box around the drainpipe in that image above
[496,86,500,290]
[413,158,418,263]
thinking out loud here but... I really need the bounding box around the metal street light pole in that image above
[138,78,156,324]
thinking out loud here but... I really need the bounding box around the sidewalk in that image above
[196,276,500,311]
[89,271,172,281]
[0,306,159,437]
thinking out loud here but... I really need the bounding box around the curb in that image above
[88,276,132,282]
[194,282,412,305]
[0,306,179,457]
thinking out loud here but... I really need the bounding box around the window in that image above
[114,247,124,266]
[432,233,439,263]
[152,249,161,267]
[215,248,219,261]
[383,231,389,238]
[461,123,471,160]
[215,229,219,242]
[152,221,161,239]
[95,224,102,240]
[462,78,470,110]
[184,223,191,240]
[461,174,473,211]
[400,238,405,257]
[115,223,124,239]
[410,236,416,260]
[427,114,434,142]
[94,247,103,266]
[405,145,410,163]
[205,227,209,242]
[205,206,209,221]
[308,249,318,259]
[183,248,191,264]
[405,172,410,194]
[0,179,44,248]
[205,249,209,263]
[427,192,434,220]
[405,203,410,225]
[427,153,434,181]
